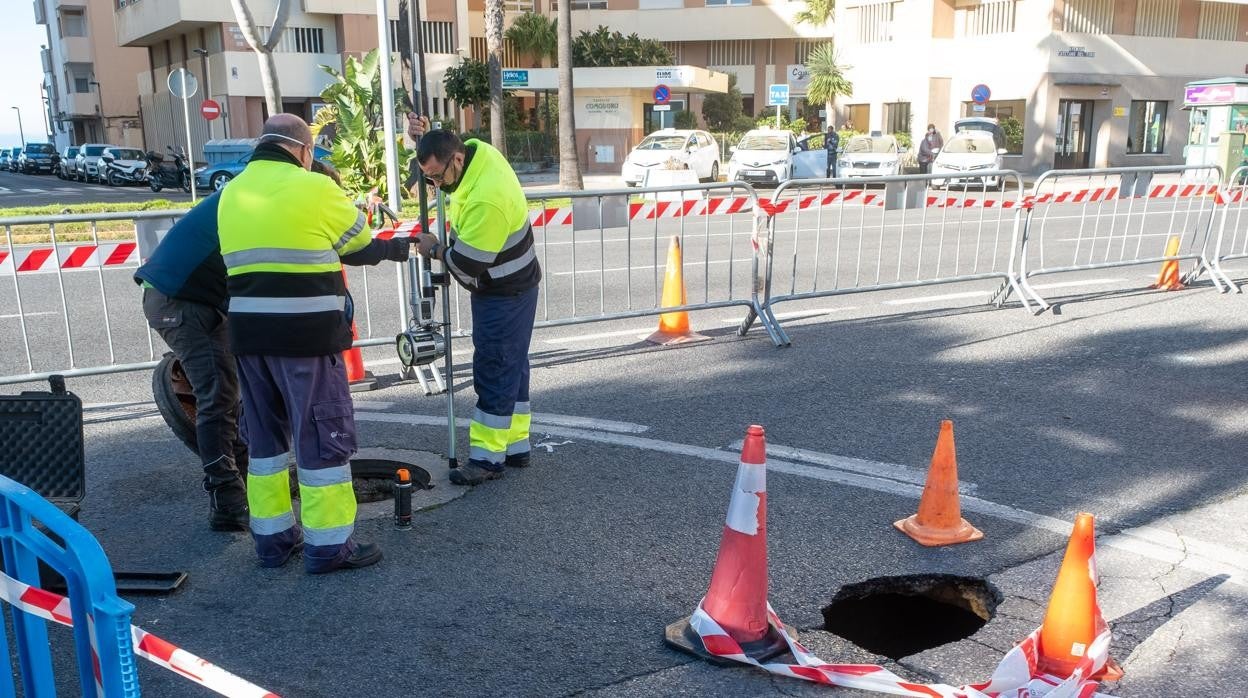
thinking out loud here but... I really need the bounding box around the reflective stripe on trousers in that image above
[468,287,538,469]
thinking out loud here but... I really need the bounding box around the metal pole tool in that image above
[393,0,459,470]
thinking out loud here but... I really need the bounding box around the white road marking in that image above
[882,290,989,305]
[719,307,851,323]
[355,410,1248,586]
[550,259,736,277]
[351,399,395,410]
[543,327,652,344]
[730,439,975,493]
[21,188,47,194]
[0,311,56,319]
[351,407,648,434]
[1027,278,1126,290]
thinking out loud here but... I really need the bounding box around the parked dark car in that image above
[18,143,58,174]
[0,151,10,170]
[57,146,80,179]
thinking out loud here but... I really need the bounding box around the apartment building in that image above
[480,0,1248,173]
[111,0,467,159]
[34,0,150,150]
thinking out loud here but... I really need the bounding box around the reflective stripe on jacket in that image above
[444,140,541,295]
[218,157,369,356]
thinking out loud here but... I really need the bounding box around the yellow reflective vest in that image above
[218,154,369,356]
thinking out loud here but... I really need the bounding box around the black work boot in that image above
[203,457,249,532]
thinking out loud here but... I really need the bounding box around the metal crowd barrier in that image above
[741,171,1028,343]
[1015,164,1223,311]
[1209,164,1248,293]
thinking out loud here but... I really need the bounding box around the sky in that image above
[0,9,54,147]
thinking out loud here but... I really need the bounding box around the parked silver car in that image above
[57,146,80,179]
[74,143,113,183]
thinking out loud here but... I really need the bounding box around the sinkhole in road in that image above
[349,458,431,503]
[821,574,1001,659]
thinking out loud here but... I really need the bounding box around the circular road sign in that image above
[654,84,671,105]
[971,84,991,105]
[201,99,222,121]
[167,68,199,99]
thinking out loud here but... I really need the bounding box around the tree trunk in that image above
[825,98,835,131]
[557,0,582,190]
[485,0,507,156]
[229,0,291,119]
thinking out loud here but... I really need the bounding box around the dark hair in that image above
[311,159,342,186]
[417,130,465,165]
[927,124,937,130]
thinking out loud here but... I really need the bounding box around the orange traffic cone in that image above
[665,425,792,664]
[340,269,377,392]
[1150,236,1185,291]
[647,236,710,346]
[1037,513,1124,681]
[894,420,983,546]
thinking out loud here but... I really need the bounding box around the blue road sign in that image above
[654,84,671,105]
[971,84,991,104]
[768,84,790,107]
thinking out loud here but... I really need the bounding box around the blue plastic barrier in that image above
[0,475,138,697]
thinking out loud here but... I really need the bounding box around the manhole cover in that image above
[350,458,431,503]
[822,574,1000,659]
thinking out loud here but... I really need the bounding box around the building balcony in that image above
[60,92,99,118]
[113,0,236,46]
[60,35,92,63]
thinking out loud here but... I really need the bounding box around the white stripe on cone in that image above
[724,462,765,535]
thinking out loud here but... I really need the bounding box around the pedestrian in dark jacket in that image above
[918,124,944,174]
[825,125,841,179]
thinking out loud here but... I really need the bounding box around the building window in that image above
[845,104,869,131]
[707,40,754,66]
[386,21,457,54]
[1135,0,1179,37]
[794,39,823,64]
[1062,0,1113,33]
[640,0,684,7]
[550,0,609,8]
[258,26,328,54]
[958,0,1017,36]
[960,99,1025,154]
[883,102,910,136]
[504,0,534,11]
[470,37,525,66]
[1127,101,1167,154]
[705,0,751,6]
[1198,2,1238,41]
[852,2,896,44]
[60,9,87,38]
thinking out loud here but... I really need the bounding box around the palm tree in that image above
[229,0,291,117]
[505,12,557,68]
[557,0,582,189]
[795,0,835,26]
[485,0,507,156]
[805,43,852,131]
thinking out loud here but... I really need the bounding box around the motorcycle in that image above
[101,150,148,187]
[146,146,191,193]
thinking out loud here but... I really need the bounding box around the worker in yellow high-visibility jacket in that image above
[408,114,541,486]
[219,114,415,573]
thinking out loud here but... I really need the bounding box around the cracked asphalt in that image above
[5,262,1248,696]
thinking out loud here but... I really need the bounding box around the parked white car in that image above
[727,129,798,187]
[931,131,1007,189]
[837,135,903,179]
[621,129,720,186]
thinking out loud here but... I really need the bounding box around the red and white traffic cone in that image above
[665,425,793,664]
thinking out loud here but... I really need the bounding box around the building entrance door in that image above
[1055,99,1093,169]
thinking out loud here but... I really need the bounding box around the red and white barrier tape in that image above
[689,602,1110,698]
[0,182,1222,274]
[0,570,279,698]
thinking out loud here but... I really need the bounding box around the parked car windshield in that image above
[65,148,80,157]
[84,146,106,156]
[737,134,789,151]
[110,149,145,160]
[635,135,687,151]
[845,136,897,154]
[942,135,995,154]
[26,144,55,154]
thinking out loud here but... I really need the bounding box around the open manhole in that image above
[822,574,1000,659]
[153,354,431,502]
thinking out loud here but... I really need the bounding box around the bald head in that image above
[258,113,313,169]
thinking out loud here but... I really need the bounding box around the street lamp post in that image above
[193,48,215,140]
[10,107,25,145]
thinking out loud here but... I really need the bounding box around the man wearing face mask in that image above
[406,114,541,487]
[217,114,415,573]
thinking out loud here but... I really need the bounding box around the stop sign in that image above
[200,99,221,121]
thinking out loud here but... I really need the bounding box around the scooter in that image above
[146,146,191,193]
[101,152,148,187]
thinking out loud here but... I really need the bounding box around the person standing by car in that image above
[825,124,841,179]
[918,124,943,174]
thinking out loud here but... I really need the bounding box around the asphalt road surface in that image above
[1,195,1245,697]
[0,169,194,208]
